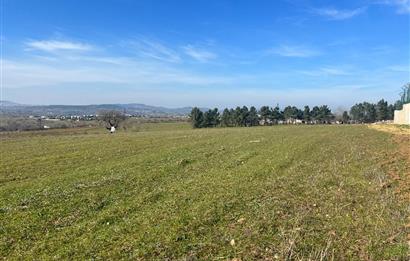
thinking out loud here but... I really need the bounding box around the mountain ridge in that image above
[0,101,206,116]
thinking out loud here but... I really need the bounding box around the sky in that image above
[2,0,410,109]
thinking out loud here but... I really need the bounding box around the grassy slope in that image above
[0,124,408,260]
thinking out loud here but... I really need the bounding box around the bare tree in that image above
[400,83,410,104]
[98,110,126,130]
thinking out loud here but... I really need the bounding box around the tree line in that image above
[190,99,401,128]
[349,83,410,123]
[349,99,397,123]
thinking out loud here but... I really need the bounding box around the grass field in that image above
[1,123,409,260]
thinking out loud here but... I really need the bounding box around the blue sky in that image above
[2,0,410,108]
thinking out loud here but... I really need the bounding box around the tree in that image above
[271,105,283,123]
[342,111,350,123]
[296,107,304,120]
[350,103,365,123]
[202,108,219,128]
[283,106,293,121]
[387,104,395,120]
[259,106,271,125]
[210,108,220,126]
[229,108,235,125]
[376,99,388,121]
[311,106,320,123]
[303,106,311,122]
[221,108,232,127]
[395,100,403,111]
[202,110,213,127]
[350,102,377,123]
[283,106,300,122]
[99,110,126,129]
[318,105,333,123]
[400,82,410,104]
[240,106,249,126]
[247,106,259,126]
[233,106,242,126]
[363,102,376,123]
[190,107,204,128]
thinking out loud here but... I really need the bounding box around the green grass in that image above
[0,124,408,260]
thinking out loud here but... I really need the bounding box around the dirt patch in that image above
[369,124,410,136]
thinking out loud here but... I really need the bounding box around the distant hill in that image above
[0,101,206,117]
[0,100,25,107]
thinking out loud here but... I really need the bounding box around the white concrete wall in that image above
[394,103,410,125]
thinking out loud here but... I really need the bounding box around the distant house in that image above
[259,118,273,125]
[285,118,302,124]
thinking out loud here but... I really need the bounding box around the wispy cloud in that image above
[387,65,410,72]
[125,38,181,63]
[299,67,351,76]
[377,0,410,14]
[182,45,217,62]
[3,56,232,89]
[269,45,321,58]
[10,37,234,89]
[25,40,93,52]
[312,7,366,20]
[8,35,408,106]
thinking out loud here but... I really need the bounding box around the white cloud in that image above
[4,53,405,107]
[25,40,93,52]
[313,7,366,20]
[183,45,217,62]
[377,0,410,14]
[3,57,232,89]
[6,36,408,107]
[125,39,181,63]
[269,45,321,58]
[299,67,351,76]
[6,37,234,89]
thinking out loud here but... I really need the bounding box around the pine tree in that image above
[363,102,376,123]
[376,99,388,121]
[233,106,242,126]
[210,108,220,127]
[318,105,333,123]
[190,107,204,128]
[387,104,395,120]
[303,106,311,122]
[259,106,271,125]
[350,103,364,123]
[221,108,231,127]
[202,108,220,127]
[229,108,235,126]
[271,105,283,123]
[283,106,300,122]
[240,106,249,126]
[311,106,320,123]
[248,106,259,126]
[342,111,350,123]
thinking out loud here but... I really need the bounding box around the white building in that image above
[394,103,410,125]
